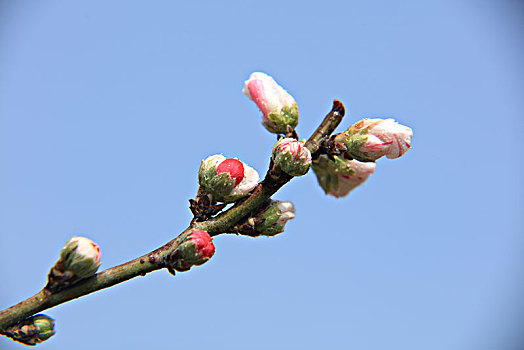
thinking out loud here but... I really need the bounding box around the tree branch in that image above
[0,100,345,336]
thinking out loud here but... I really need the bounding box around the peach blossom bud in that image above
[217,158,244,186]
[272,138,312,176]
[312,155,376,198]
[60,236,101,278]
[340,119,413,161]
[248,200,296,236]
[198,154,259,203]
[173,230,215,271]
[187,230,215,261]
[243,72,299,133]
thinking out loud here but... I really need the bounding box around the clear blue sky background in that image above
[1,1,522,349]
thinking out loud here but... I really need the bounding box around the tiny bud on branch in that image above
[60,236,102,278]
[248,200,296,236]
[272,138,312,177]
[198,155,259,203]
[4,314,55,346]
[166,230,215,272]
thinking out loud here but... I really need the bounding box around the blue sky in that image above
[1,1,523,349]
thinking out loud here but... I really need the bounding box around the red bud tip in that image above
[216,158,244,186]
[189,230,215,259]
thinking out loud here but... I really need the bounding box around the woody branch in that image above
[0,72,412,346]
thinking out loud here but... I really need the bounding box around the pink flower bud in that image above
[199,154,259,203]
[333,159,376,197]
[272,138,312,176]
[171,230,215,272]
[243,72,299,133]
[312,155,376,198]
[188,230,215,260]
[345,119,413,161]
[216,158,244,186]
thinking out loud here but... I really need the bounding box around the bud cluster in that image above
[0,72,416,347]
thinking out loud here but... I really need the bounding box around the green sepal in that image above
[177,241,209,266]
[334,132,376,162]
[255,203,284,236]
[273,151,310,177]
[311,155,354,194]
[198,163,237,202]
[60,241,99,278]
[346,134,376,162]
[264,103,299,133]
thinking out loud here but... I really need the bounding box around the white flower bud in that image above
[60,236,101,278]
[341,119,413,161]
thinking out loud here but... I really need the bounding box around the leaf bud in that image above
[4,314,55,346]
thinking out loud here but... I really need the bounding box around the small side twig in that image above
[306,99,345,155]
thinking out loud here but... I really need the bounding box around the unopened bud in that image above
[60,236,101,278]
[243,72,299,133]
[312,155,376,198]
[172,230,215,272]
[5,314,55,346]
[272,138,312,176]
[248,200,296,236]
[198,155,259,203]
[337,118,413,161]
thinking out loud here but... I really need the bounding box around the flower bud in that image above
[272,138,312,176]
[60,236,101,278]
[5,314,55,345]
[198,154,259,203]
[338,118,413,161]
[172,230,215,271]
[243,72,299,133]
[248,200,296,236]
[312,155,376,197]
